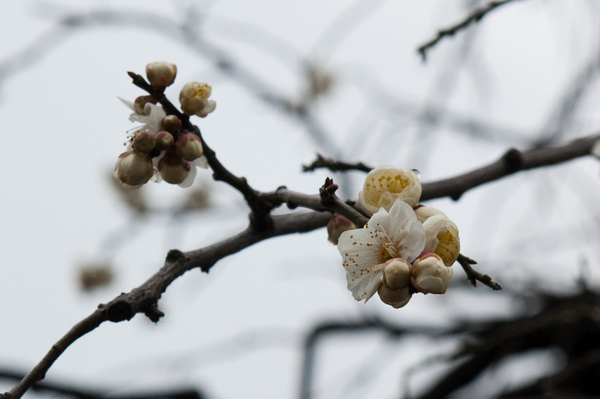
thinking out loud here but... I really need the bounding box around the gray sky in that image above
[2,1,600,398]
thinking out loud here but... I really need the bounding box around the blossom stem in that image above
[457,254,502,290]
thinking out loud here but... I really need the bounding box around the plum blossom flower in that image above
[338,200,425,303]
[378,258,412,308]
[358,166,422,215]
[119,98,166,135]
[179,82,216,117]
[422,214,460,266]
[412,253,453,294]
[113,150,153,188]
[145,61,177,88]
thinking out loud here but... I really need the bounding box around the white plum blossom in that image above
[338,200,425,303]
[113,150,153,188]
[116,97,208,188]
[119,98,166,135]
[412,253,453,294]
[358,166,422,215]
[422,215,460,266]
[378,258,412,308]
[414,204,447,223]
[179,82,217,117]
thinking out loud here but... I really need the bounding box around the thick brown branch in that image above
[421,134,600,201]
[1,211,331,399]
[417,0,520,61]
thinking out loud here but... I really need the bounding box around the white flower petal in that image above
[338,227,390,272]
[346,267,384,302]
[338,199,426,305]
[193,156,209,169]
[178,163,197,188]
[127,103,166,134]
[118,97,135,111]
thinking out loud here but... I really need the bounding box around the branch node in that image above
[143,303,164,323]
[106,299,134,322]
[319,178,339,204]
[503,148,524,173]
[166,249,185,263]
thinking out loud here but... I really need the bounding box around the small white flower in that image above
[338,200,425,303]
[412,253,453,294]
[423,215,460,266]
[358,166,422,215]
[378,258,412,309]
[414,205,447,223]
[179,82,217,117]
[146,61,177,87]
[113,150,153,188]
[119,97,166,135]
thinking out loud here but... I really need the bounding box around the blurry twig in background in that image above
[417,0,522,61]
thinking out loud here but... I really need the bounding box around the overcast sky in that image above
[2,1,600,398]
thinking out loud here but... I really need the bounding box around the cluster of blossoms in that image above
[114,61,217,188]
[330,166,461,309]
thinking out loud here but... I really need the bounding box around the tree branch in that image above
[420,133,600,201]
[128,72,274,231]
[417,0,521,61]
[0,211,331,399]
[302,153,372,173]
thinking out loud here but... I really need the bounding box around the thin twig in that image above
[417,0,520,61]
[302,153,372,173]
[457,254,502,290]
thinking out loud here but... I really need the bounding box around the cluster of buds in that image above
[333,165,461,309]
[114,61,216,189]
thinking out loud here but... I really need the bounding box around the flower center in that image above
[378,242,398,263]
[435,229,459,265]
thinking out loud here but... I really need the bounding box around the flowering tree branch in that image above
[128,72,275,230]
[420,133,600,201]
[417,0,521,61]
[3,127,597,397]
[3,53,599,397]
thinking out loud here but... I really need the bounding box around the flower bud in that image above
[377,284,411,308]
[358,166,422,215]
[133,95,156,114]
[154,131,174,151]
[327,214,357,245]
[423,215,460,266]
[132,131,156,154]
[114,150,153,188]
[158,151,191,184]
[412,253,453,294]
[382,258,411,290]
[146,61,177,87]
[414,205,447,223]
[179,82,217,117]
[161,115,182,134]
[176,133,204,161]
